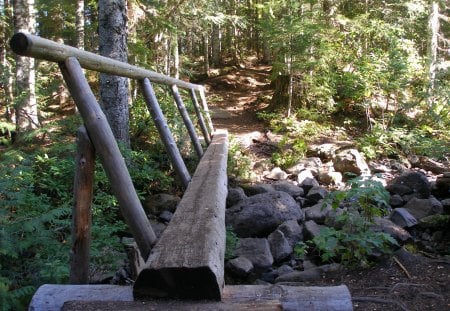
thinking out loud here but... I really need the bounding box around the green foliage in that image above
[225,226,239,261]
[310,177,397,267]
[227,137,252,181]
[293,241,308,260]
[271,136,307,169]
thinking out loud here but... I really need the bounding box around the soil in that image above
[203,65,450,311]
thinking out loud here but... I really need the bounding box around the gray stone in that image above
[372,217,412,243]
[265,167,289,180]
[226,256,254,277]
[389,194,404,207]
[308,143,343,161]
[305,186,329,205]
[235,238,274,269]
[317,263,344,274]
[390,208,418,228]
[303,220,325,240]
[275,268,322,283]
[304,202,332,224]
[299,176,320,193]
[268,230,293,263]
[386,171,431,199]
[226,191,304,237]
[241,183,274,196]
[159,210,173,223]
[143,193,180,215]
[404,196,443,220]
[227,187,247,207]
[277,220,303,248]
[333,149,370,176]
[441,199,450,214]
[286,157,323,176]
[272,180,304,198]
[434,174,450,198]
[318,171,343,186]
[148,218,167,238]
[297,170,316,185]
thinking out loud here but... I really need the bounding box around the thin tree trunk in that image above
[1,0,14,121]
[203,33,210,74]
[13,0,38,131]
[76,0,85,50]
[428,2,439,98]
[173,33,180,79]
[211,23,221,67]
[98,0,130,147]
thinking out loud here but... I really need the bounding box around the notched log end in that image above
[133,267,222,301]
[10,32,32,55]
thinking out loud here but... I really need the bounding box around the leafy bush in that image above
[271,136,307,169]
[225,226,239,261]
[310,177,397,267]
[227,137,252,181]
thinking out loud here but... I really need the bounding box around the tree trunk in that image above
[173,33,180,79]
[211,23,221,67]
[428,2,439,96]
[76,0,85,50]
[98,0,130,147]
[1,0,14,122]
[13,0,38,130]
[203,33,209,74]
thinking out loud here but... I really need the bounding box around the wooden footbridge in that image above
[11,33,352,311]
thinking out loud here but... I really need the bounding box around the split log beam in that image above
[29,284,352,311]
[59,57,156,260]
[70,126,95,284]
[133,130,228,301]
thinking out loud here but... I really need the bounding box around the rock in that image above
[299,176,320,193]
[308,143,342,161]
[235,238,274,269]
[260,269,278,283]
[390,208,418,228]
[372,217,412,243]
[418,214,450,229]
[304,202,332,224]
[414,156,449,175]
[272,180,304,198]
[389,194,404,207]
[227,187,247,207]
[286,157,323,176]
[403,196,443,220]
[297,170,316,186]
[268,230,293,263]
[158,210,173,223]
[226,256,254,277]
[148,218,167,238]
[333,149,370,176]
[441,199,450,214]
[303,220,325,240]
[226,191,304,237]
[241,183,274,196]
[305,186,328,205]
[317,263,343,274]
[275,268,321,283]
[277,220,303,248]
[324,208,346,229]
[434,173,450,198]
[318,170,343,186]
[386,171,431,199]
[277,265,295,277]
[143,193,180,215]
[265,167,289,180]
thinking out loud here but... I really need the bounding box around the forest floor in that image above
[203,64,450,311]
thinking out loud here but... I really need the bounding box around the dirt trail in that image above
[202,65,272,138]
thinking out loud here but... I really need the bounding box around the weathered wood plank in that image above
[69,126,95,284]
[29,284,352,311]
[133,130,228,301]
[141,78,191,188]
[10,32,201,91]
[59,57,156,260]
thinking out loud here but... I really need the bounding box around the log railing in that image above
[10,32,219,285]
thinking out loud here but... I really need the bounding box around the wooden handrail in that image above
[10,32,203,91]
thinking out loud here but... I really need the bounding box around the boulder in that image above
[158,210,173,223]
[318,170,343,186]
[268,230,293,263]
[434,173,450,198]
[441,198,450,214]
[386,171,431,199]
[226,256,254,277]
[286,157,323,176]
[226,191,304,237]
[308,143,342,161]
[299,176,320,193]
[241,183,274,196]
[372,217,412,243]
[277,220,303,248]
[303,220,325,240]
[143,193,180,215]
[333,149,370,176]
[305,186,329,205]
[235,238,274,269]
[403,196,443,220]
[272,180,304,198]
[297,170,316,186]
[227,187,247,207]
[265,167,289,180]
[304,202,332,224]
[275,268,321,283]
[390,208,418,228]
[389,194,404,207]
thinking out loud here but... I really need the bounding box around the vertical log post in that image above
[59,57,156,260]
[141,78,191,188]
[170,85,204,159]
[70,126,95,284]
[198,87,215,134]
[189,89,211,145]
